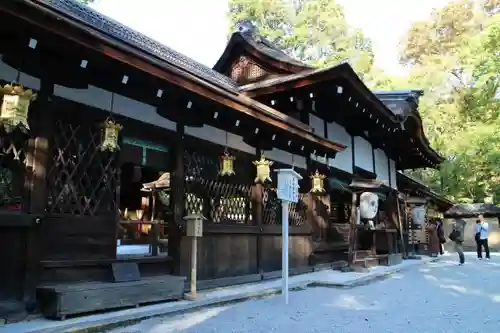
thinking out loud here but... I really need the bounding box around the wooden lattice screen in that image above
[46,119,118,216]
[0,135,27,210]
[183,149,252,224]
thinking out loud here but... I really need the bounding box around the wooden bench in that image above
[36,275,186,319]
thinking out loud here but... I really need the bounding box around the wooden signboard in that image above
[112,262,141,283]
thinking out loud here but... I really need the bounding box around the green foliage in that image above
[227,0,374,78]
[397,0,500,204]
[76,0,94,4]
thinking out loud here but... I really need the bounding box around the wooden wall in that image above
[179,224,313,288]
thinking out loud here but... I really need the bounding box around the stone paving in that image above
[107,253,500,333]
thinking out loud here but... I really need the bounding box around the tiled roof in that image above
[34,0,238,91]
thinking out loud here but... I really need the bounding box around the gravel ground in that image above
[108,253,500,333]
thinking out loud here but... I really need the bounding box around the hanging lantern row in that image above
[0,83,36,133]
[100,119,123,152]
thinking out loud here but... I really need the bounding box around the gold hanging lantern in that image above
[253,155,273,184]
[0,84,36,133]
[219,151,235,176]
[100,119,122,152]
[309,170,326,194]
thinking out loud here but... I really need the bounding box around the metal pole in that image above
[282,201,289,304]
[190,236,197,297]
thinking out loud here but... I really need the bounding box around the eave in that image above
[397,172,454,211]
[4,0,346,158]
[239,63,444,169]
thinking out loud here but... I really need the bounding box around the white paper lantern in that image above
[411,205,426,226]
[359,192,379,220]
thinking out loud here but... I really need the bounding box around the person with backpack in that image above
[476,214,490,260]
[449,222,465,265]
[436,219,446,255]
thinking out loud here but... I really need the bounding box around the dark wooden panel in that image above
[41,215,116,261]
[0,227,27,300]
[39,257,173,284]
[37,275,186,319]
[203,223,311,235]
[259,235,313,273]
[180,234,259,280]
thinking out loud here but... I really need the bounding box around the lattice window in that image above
[46,120,118,216]
[230,56,269,85]
[343,203,351,222]
[262,188,306,226]
[0,136,26,210]
[184,149,252,223]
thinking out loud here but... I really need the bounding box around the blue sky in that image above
[91,0,449,74]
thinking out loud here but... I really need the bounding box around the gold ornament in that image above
[253,155,273,183]
[100,119,122,152]
[219,151,235,176]
[0,84,37,133]
[309,170,326,193]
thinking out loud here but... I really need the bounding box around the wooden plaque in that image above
[112,262,141,283]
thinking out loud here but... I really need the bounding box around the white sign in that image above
[276,169,302,203]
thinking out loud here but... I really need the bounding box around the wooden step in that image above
[37,275,186,319]
[353,257,379,269]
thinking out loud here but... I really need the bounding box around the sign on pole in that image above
[275,168,302,305]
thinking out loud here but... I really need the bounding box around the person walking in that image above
[476,214,490,260]
[436,219,446,255]
[449,223,465,265]
[427,220,440,257]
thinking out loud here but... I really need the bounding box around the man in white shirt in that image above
[476,214,490,260]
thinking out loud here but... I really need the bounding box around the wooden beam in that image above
[0,3,345,155]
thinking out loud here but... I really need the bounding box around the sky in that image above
[91,0,450,75]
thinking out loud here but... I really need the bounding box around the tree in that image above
[398,1,500,203]
[228,0,374,78]
[76,0,94,4]
[399,0,478,67]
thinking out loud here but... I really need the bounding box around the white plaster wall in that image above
[374,148,390,185]
[354,136,373,172]
[262,148,307,169]
[326,121,353,173]
[309,114,327,165]
[390,159,398,189]
[185,125,255,154]
[0,55,41,90]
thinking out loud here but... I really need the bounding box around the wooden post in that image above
[395,196,407,258]
[251,145,264,274]
[183,214,204,300]
[347,192,358,265]
[169,120,185,275]
[23,80,54,307]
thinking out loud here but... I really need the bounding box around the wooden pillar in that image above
[169,121,185,275]
[347,192,358,265]
[251,143,264,273]
[23,80,54,307]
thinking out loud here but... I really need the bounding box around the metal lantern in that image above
[100,119,122,152]
[309,170,326,194]
[253,155,273,184]
[219,151,235,176]
[0,84,36,133]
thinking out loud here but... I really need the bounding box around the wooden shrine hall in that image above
[0,0,446,321]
